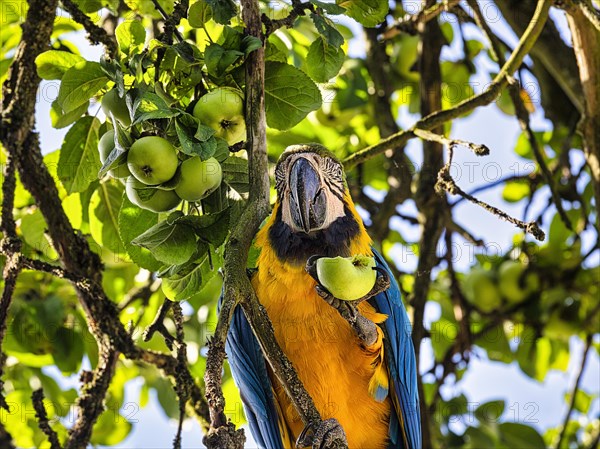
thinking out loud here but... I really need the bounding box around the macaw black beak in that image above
[289,157,326,233]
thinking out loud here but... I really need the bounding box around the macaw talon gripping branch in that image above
[296,418,347,449]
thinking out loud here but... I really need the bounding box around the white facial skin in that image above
[277,153,346,233]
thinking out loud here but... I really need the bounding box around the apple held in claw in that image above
[127,136,179,185]
[101,89,131,127]
[498,260,540,304]
[193,87,246,146]
[125,176,181,213]
[175,156,222,201]
[464,268,502,313]
[98,130,131,179]
[316,255,377,301]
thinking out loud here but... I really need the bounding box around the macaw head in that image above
[267,144,370,265]
[274,144,347,234]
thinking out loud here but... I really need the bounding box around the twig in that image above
[262,0,314,36]
[383,0,461,38]
[0,422,15,449]
[151,0,185,43]
[436,146,545,241]
[555,335,593,449]
[413,128,490,156]
[143,298,175,350]
[59,0,118,57]
[343,0,552,169]
[32,389,63,449]
[566,0,600,32]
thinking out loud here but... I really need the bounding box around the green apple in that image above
[125,176,181,213]
[101,89,131,127]
[98,130,131,178]
[464,268,502,312]
[127,136,179,185]
[498,260,540,304]
[193,87,246,145]
[316,255,377,301]
[174,156,222,201]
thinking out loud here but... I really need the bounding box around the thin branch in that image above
[436,146,545,241]
[413,128,490,156]
[383,0,461,38]
[151,0,187,43]
[143,298,175,350]
[172,303,189,449]
[555,335,593,449]
[262,1,315,36]
[32,389,63,449]
[343,0,552,169]
[0,422,15,449]
[59,0,118,57]
[568,0,600,32]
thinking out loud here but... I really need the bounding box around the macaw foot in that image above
[305,256,391,346]
[296,418,348,449]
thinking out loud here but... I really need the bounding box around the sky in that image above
[29,2,599,448]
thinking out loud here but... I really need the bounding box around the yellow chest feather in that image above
[253,244,391,449]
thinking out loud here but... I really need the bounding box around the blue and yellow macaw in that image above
[226,144,421,449]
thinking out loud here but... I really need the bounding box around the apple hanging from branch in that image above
[193,87,246,146]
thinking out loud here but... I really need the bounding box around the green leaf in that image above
[475,400,505,424]
[205,0,237,24]
[306,37,345,83]
[57,116,102,194]
[241,35,262,56]
[161,248,222,301]
[116,21,146,55]
[57,61,109,113]
[310,0,346,14]
[567,389,595,414]
[89,182,125,254]
[132,91,179,124]
[499,422,545,449]
[50,99,89,129]
[131,218,197,266]
[188,0,213,28]
[264,62,322,130]
[175,114,217,159]
[205,43,243,77]
[176,210,230,247]
[35,50,85,80]
[72,0,103,13]
[90,411,132,445]
[337,0,388,27]
[502,181,530,203]
[475,325,512,363]
[311,13,344,48]
[118,198,163,272]
[222,156,249,194]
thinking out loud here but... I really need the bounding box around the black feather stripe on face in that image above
[268,205,360,265]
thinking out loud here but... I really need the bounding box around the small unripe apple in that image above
[127,136,179,185]
[498,260,540,304]
[98,130,131,179]
[174,156,222,201]
[101,89,131,127]
[125,176,181,213]
[316,255,377,301]
[193,87,245,145]
[464,268,502,312]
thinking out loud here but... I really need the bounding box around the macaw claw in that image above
[296,418,348,449]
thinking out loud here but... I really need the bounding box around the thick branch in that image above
[344,0,552,169]
[564,1,600,231]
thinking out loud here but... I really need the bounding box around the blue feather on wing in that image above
[372,249,422,449]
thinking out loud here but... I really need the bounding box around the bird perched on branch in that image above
[226,144,421,449]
